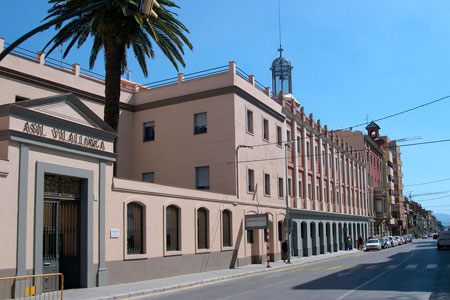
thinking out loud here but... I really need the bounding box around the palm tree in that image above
[41,0,192,132]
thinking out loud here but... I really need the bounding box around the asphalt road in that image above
[136,239,449,300]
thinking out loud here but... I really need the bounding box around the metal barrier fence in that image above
[0,273,63,300]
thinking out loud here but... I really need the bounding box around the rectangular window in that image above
[277,126,282,146]
[194,112,207,134]
[335,157,338,171]
[337,191,340,204]
[297,136,301,154]
[315,146,318,162]
[307,141,310,159]
[316,186,319,200]
[248,169,255,192]
[286,130,291,149]
[247,230,254,244]
[143,121,155,142]
[196,166,210,190]
[299,180,303,198]
[308,183,312,200]
[246,110,253,133]
[142,172,154,183]
[263,119,269,141]
[264,173,271,195]
[278,177,284,198]
[288,178,292,196]
[324,187,327,202]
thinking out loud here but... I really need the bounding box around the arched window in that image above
[166,205,180,251]
[127,202,143,254]
[197,208,208,249]
[222,210,232,247]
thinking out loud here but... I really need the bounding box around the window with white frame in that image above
[299,180,303,198]
[194,112,207,134]
[277,126,282,146]
[286,129,291,149]
[264,173,271,195]
[307,141,310,159]
[246,110,253,134]
[197,208,209,249]
[263,119,269,141]
[288,177,292,196]
[196,166,210,190]
[248,169,255,193]
[278,177,284,198]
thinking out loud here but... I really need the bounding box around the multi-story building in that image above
[0,38,369,291]
[380,137,406,235]
[335,122,388,237]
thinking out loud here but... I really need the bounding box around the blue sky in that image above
[1,1,449,219]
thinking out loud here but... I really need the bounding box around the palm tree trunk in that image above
[104,40,125,176]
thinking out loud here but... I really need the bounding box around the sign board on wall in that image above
[245,214,268,230]
[110,229,120,238]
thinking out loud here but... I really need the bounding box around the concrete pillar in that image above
[311,222,319,255]
[319,223,326,254]
[332,147,337,212]
[294,221,302,257]
[303,221,311,257]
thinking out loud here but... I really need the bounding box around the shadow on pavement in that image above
[292,241,450,299]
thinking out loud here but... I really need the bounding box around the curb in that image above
[75,250,363,300]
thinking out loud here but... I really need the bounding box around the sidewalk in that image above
[64,249,361,300]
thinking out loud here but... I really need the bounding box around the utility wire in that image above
[404,177,450,187]
[248,93,450,149]
[414,195,450,202]
[237,138,450,164]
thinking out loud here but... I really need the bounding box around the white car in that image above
[387,236,397,247]
[365,239,382,251]
[437,231,450,250]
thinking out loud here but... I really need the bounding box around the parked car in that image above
[437,231,450,250]
[386,236,396,247]
[380,237,390,249]
[433,233,438,240]
[422,234,428,239]
[394,236,402,245]
[365,239,382,251]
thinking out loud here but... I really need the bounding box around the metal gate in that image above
[43,199,80,290]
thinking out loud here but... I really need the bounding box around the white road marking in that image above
[405,264,417,269]
[264,274,281,278]
[426,264,437,269]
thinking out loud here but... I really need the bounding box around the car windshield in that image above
[368,239,379,243]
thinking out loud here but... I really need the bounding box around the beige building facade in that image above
[0,38,369,291]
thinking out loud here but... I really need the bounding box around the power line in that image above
[410,190,450,197]
[414,195,450,202]
[343,94,450,129]
[237,138,450,164]
[404,177,450,187]
[247,92,450,150]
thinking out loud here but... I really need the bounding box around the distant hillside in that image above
[434,213,450,226]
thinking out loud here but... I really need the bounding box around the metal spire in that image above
[278,0,283,57]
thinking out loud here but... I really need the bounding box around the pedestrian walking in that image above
[281,239,288,262]
[358,234,364,250]
[346,236,352,251]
